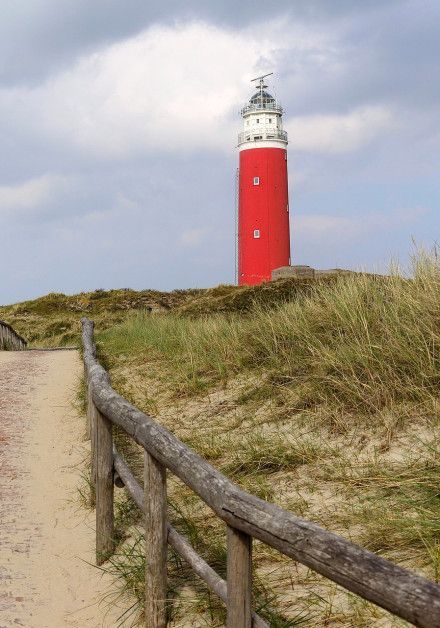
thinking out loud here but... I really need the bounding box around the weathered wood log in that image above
[168,526,268,628]
[114,447,143,504]
[88,385,96,480]
[86,381,92,440]
[94,403,114,564]
[87,390,97,507]
[83,318,440,627]
[113,448,269,628]
[227,526,252,628]
[144,450,167,627]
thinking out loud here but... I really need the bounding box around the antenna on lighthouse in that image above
[250,72,273,99]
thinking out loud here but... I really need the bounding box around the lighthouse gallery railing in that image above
[82,318,440,628]
[238,128,288,145]
[241,101,283,115]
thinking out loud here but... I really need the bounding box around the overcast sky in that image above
[1,0,439,304]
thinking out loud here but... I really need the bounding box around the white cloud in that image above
[295,207,429,239]
[0,174,70,215]
[2,21,394,158]
[286,106,392,153]
[0,20,334,158]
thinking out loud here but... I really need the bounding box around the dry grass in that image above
[88,251,440,626]
[0,275,333,348]
[99,255,439,415]
[5,251,439,624]
[0,287,202,347]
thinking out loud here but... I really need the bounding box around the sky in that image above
[1,0,439,304]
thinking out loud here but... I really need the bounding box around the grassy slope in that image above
[0,277,329,348]
[91,256,439,626]
[0,288,203,347]
[3,261,439,625]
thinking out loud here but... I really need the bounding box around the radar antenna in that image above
[250,72,273,99]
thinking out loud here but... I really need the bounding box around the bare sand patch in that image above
[0,350,129,627]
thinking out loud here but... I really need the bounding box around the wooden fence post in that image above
[87,384,97,506]
[86,377,92,440]
[95,403,114,565]
[144,450,167,627]
[227,526,252,628]
[0,321,27,350]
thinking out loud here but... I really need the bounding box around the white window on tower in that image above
[253,176,260,185]
[253,229,260,239]
[268,118,272,123]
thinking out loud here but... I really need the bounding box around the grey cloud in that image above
[0,1,439,304]
[280,1,440,117]
[1,0,401,84]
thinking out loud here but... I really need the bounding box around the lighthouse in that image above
[237,74,291,285]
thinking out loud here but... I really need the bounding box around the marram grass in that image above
[99,253,440,416]
[93,253,440,626]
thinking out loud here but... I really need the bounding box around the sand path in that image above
[0,349,128,627]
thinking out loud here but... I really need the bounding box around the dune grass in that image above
[99,252,439,414]
[90,252,440,625]
[0,275,325,348]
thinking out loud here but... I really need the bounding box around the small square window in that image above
[269,118,272,123]
[256,119,259,123]
[253,229,260,239]
[253,176,260,185]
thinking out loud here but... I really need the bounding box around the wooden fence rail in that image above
[0,320,27,350]
[82,318,440,628]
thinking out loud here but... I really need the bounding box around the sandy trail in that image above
[0,349,128,627]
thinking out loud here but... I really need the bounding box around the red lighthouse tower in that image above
[238,74,291,285]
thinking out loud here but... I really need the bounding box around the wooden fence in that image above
[0,320,27,350]
[82,318,440,628]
